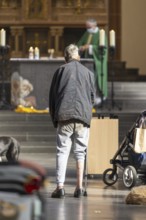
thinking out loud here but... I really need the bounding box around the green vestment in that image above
[77,30,108,98]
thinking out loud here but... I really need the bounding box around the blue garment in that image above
[128,148,145,168]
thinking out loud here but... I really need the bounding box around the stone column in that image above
[10,26,24,58]
[49,26,64,57]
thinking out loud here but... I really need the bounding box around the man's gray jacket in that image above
[49,60,95,128]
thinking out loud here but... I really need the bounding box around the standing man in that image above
[77,18,108,103]
[49,44,95,198]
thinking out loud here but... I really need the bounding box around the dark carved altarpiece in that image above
[0,0,120,59]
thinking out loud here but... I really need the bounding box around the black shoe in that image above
[74,188,84,198]
[51,188,65,198]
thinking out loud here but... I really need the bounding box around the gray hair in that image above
[86,18,97,26]
[64,44,79,62]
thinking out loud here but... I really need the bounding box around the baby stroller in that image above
[103,110,146,188]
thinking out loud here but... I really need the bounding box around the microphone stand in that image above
[0,45,12,110]
[108,46,122,110]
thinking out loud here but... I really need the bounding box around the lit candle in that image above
[109,30,116,47]
[34,47,40,59]
[0,29,6,46]
[29,46,34,59]
[99,29,105,46]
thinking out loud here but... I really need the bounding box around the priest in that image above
[77,18,108,103]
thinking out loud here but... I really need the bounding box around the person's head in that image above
[64,44,80,63]
[86,18,97,30]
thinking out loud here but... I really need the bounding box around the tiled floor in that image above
[0,90,146,219]
[20,152,146,220]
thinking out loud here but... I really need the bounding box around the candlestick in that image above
[34,47,40,59]
[109,30,116,47]
[99,29,105,46]
[48,48,54,59]
[29,46,34,59]
[0,29,6,46]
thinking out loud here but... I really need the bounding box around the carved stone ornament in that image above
[0,0,20,8]
[25,0,48,19]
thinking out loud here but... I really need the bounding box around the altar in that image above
[10,58,94,109]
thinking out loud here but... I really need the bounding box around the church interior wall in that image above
[121,0,146,75]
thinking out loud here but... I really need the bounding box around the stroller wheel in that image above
[103,168,118,186]
[123,165,137,188]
